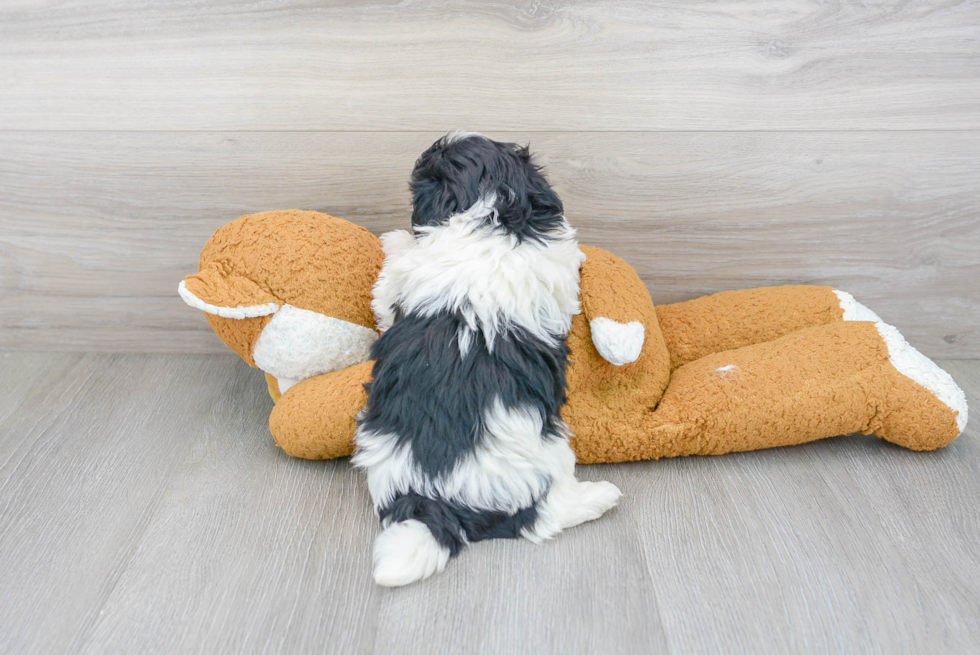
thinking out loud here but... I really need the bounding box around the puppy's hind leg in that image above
[523,467,622,543]
[373,493,465,587]
[373,519,451,587]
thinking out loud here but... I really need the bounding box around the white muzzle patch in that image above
[252,304,378,382]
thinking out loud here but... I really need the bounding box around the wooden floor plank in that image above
[368,466,668,655]
[2,130,977,357]
[614,450,896,654]
[75,358,381,655]
[618,359,979,654]
[1,0,978,130]
[0,353,976,654]
[822,360,980,652]
[0,353,243,655]
[0,351,75,428]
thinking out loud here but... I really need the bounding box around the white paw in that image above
[590,317,645,366]
[578,480,623,520]
[836,290,967,432]
[560,480,622,529]
[372,519,450,587]
[523,478,622,541]
[379,229,416,256]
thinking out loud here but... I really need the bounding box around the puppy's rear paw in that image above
[372,519,450,587]
[579,480,623,520]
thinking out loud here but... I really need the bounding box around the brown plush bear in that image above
[179,209,967,463]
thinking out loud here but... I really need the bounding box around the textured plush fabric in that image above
[268,362,373,459]
[570,320,962,463]
[186,209,384,362]
[656,285,845,370]
[588,317,645,366]
[207,314,272,367]
[183,211,965,463]
[252,304,378,380]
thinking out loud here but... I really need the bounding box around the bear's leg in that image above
[656,285,859,370]
[574,320,965,463]
[268,361,373,459]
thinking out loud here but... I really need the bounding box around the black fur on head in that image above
[409,132,565,242]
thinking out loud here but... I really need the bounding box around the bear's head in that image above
[179,210,384,393]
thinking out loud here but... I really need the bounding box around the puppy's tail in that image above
[373,494,466,587]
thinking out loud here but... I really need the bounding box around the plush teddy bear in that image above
[179,209,968,463]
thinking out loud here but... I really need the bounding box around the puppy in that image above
[352,132,622,587]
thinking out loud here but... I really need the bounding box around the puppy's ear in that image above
[410,175,468,229]
[410,136,483,228]
[498,143,564,241]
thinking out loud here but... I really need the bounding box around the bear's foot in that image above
[836,290,968,449]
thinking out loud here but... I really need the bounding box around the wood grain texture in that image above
[74,368,382,655]
[1,130,977,356]
[0,352,977,654]
[0,353,244,655]
[368,495,668,655]
[617,427,980,654]
[1,0,978,131]
[0,351,68,426]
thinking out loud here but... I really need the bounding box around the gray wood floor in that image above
[0,352,977,655]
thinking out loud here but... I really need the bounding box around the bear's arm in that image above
[268,361,373,459]
[577,245,652,366]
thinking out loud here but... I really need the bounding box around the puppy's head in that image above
[410,132,565,242]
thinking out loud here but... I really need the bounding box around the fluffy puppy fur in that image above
[353,133,622,587]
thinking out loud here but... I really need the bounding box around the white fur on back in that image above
[353,400,574,514]
[372,229,417,333]
[369,196,585,348]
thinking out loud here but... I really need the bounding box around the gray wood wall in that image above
[1,1,978,357]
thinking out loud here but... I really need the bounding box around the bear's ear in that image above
[178,262,280,318]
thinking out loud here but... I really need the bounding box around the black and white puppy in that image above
[352,133,622,586]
